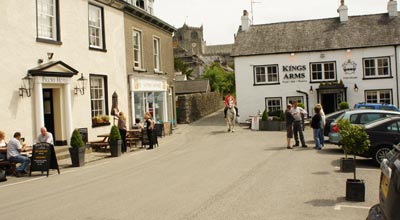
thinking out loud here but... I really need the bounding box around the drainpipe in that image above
[296,90,309,117]
[396,46,399,106]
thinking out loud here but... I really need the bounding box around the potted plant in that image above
[338,119,370,202]
[109,125,122,157]
[69,129,86,167]
[339,102,350,110]
[102,115,110,123]
[259,109,269,131]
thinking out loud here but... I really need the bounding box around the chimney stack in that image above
[241,10,251,32]
[337,0,348,23]
[388,0,398,17]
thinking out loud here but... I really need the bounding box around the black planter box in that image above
[110,140,122,157]
[346,179,365,202]
[340,157,355,173]
[69,147,85,167]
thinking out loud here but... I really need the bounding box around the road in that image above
[0,110,380,220]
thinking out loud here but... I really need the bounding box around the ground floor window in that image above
[265,97,282,113]
[365,89,392,104]
[286,96,303,105]
[133,91,166,124]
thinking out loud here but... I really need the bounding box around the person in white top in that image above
[36,127,54,145]
[290,101,308,148]
[0,131,7,160]
[7,132,31,177]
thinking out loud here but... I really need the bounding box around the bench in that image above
[0,160,16,175]
[88,136,109,152]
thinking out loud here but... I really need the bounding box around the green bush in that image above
[261,109,268,121]
[279,110,286,121]
[70,129,85,148]
[339,102,349,110]
[298,103,305,109]
[109,125,121,141]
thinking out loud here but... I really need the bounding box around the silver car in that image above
[328,109,400,145]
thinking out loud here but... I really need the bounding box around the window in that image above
[153,37,161,71]
[365,90,392,104]
[386,121,400,132]
[37,0,59,41]
[254,65,279,84]
[363,57,390,78]
[136,0,145,9]
[265,98,282,113]
[310,62,336,82]
[89,4,105,50]
[191,31,198,40]
[287,96,303,105]
[133,30,142,68]
[90,75,108,123]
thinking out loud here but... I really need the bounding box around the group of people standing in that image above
[285,101,325,150]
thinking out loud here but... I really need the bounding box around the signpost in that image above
[29,143,60,177]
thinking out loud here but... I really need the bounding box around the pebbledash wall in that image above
[232,1,400,122]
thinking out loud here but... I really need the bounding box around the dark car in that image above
[363,116,400,166]
[323,110,346,136]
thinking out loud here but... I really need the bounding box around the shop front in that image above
[129,74,170,125]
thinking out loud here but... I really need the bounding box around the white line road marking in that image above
[334,204,371,210]
[0,176,47,188]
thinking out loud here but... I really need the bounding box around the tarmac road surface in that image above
[0,110,380,220]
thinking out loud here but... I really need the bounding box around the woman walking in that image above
[285,104,295,149]
[144,112,155,150]
[311,106,322,150]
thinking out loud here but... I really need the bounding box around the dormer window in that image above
[136,0,144,9]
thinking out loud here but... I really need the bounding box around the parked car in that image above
[362,116,400,165]
[323,110,346,136]
[354,102,400,112]
[328,109,400,145]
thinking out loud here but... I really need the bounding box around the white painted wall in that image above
[234,46,399,122]
[0,1,127,143]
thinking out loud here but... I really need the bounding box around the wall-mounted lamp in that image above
[74,73,88,95]
[309,85,313,94]
[354,83,358,92]
[47,52,54,60]
[290,53,295,57]
[19,73,34,97]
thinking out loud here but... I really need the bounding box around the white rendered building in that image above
[232,0,400,122]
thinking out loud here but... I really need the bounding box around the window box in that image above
[92,115,110,127]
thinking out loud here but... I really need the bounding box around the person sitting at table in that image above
[133,118,144,130]
[7,132,31,177]
[36,127,54,145]
[0,130,7,161]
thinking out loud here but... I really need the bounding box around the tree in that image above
[202,62,235,94]
[174,58,194,79]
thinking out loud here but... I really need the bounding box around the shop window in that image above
[363,57,390,78]
[36,0,60,43]
[89,4,106,51]
[254,65,279,85]
[265,97,282,113]
[133,29,142,68]
[90,75,109,126]
[310,62,336,82]
[365,90,392,104]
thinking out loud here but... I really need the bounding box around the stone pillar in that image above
[34,80,44,133]
[63,83,73,143]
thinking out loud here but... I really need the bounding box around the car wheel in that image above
[373,146,392,166]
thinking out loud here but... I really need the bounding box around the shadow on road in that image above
[305,197,346,207]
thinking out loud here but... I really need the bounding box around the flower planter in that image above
[259,120,285,131]
[109,140,122,157]
[69,147,86,167]
[346,179,365,202]
[340,157,355,173]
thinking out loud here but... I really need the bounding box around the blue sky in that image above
[155,0,392,45]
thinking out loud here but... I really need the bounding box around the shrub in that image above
[279,110,286,121]
[298,103,305,109]
[70,129,85,148]
[261,109,268,121]
[109,125,121,141]
[339,102,349,110]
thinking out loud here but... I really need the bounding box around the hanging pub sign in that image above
[29,142,60,177]
[282,65,307,83]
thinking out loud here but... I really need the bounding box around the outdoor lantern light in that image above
[47,52,54,60]
[19,73,34,97]
[309,86,313,94]
[354,83,359,92]
[74,73,88,95]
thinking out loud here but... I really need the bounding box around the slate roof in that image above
[175,80,210,95]
[205,44,234,55]
[231,13,400,57]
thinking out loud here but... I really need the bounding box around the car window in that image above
[358,106,375,109]
[382,106,397,111]
[359,113,382,124]
[349,114,358,123]
[386,121,400,132]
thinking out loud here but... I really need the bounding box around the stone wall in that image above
[177,92,224,124]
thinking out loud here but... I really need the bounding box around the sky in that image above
[154,0,392,45]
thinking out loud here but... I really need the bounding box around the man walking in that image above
[290,101,308,148]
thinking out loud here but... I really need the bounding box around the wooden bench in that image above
[0,160,16,175]
[126,130,141,150]
[88,136,109,152]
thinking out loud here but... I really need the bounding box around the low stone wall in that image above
[177,92,224,124]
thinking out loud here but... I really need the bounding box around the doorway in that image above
[43,89,55,138]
